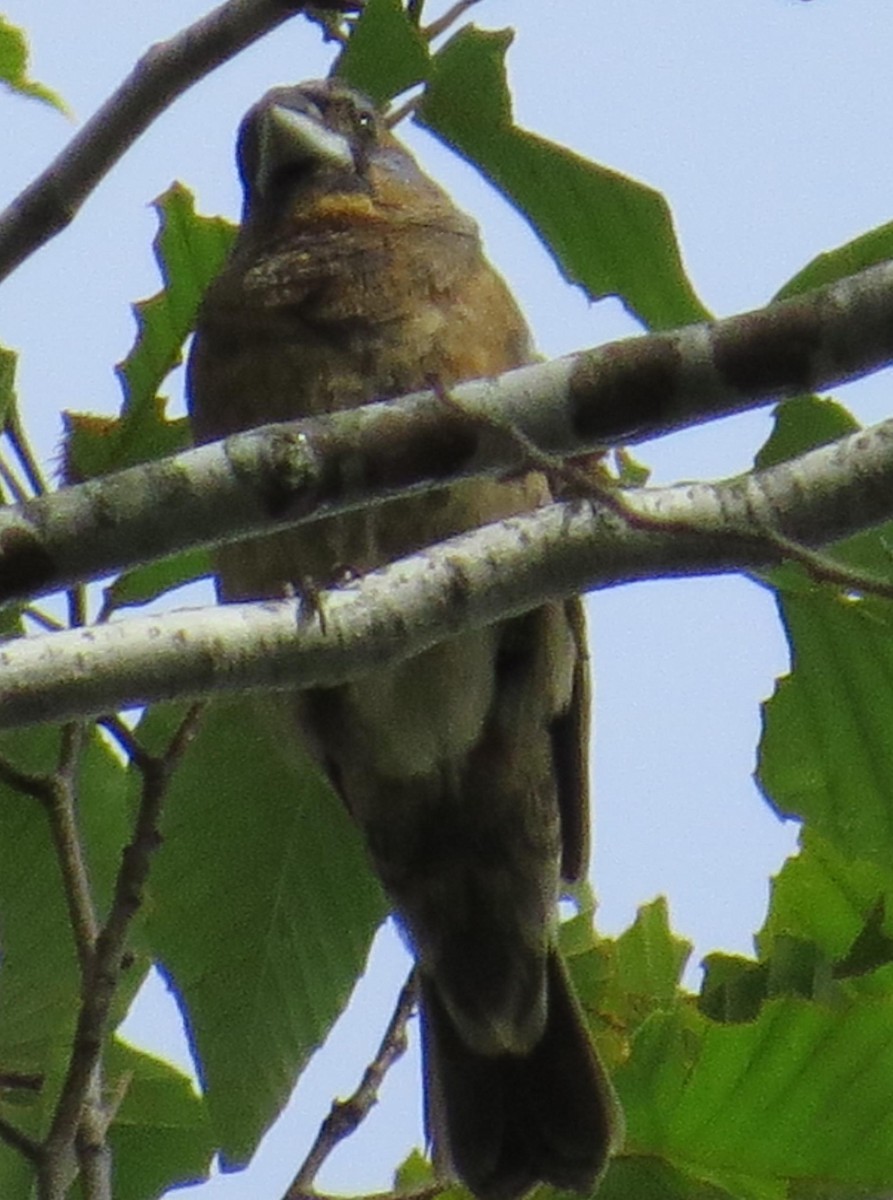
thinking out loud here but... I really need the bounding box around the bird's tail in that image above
[420,949,621,1200]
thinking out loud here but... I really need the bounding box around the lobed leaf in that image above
[64,185,234,482]
[759,591,893,870]
[618,997,893,1195]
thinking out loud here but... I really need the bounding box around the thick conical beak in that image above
[253,103,355,196]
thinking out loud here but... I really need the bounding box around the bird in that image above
[187,78,620,1200]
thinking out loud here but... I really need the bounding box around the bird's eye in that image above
[355,108,376,138]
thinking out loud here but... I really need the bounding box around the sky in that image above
[3,0,893,1196]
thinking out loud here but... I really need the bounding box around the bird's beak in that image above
[254,103,355,195]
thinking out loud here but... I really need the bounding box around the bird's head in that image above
[235,79,468,238]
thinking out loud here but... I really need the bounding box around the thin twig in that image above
[304,3,352,44]
[23,606,66,633]
[422,0,482,41]
[47,725,99,977]
[96,714,151,771]
[755,523,893,600]
[163,703,206,765]
[0,0,358,283]
[283,971,418,1199]
[56,722,85,783]
[103,1070,134,1126]
[386,92,421,128]
[0,1071,43,1092]
[75,1072,113,1200]
[0,1114,42,1164]
[42,705,200,1185]
[66,585,88,630]
[427,373,626,515]
[0,451,28,504]
[6,410,48,496]
[73,1067,132,1197]
[0,755,50,799]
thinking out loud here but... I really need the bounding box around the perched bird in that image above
[187,79,620,1200]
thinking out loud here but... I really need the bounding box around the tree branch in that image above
[422,0,483,41]
[2,260,893,607]
[5,409,48,497]
[40,707,201,1196]
[74,1073,112,1200]
[0,1115,42,1164]
[46,725,99,978]
[4,417,893,731]
[0,0,358,283]
[284,971,417,1199]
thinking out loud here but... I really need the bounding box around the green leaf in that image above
[108,1039,213,1200]
[600,1156,742,1200]
[755,394,859,470]
[63,185,235,481]
[0,726,133,1063]
[0,604,23,640]
[758,590,893,869]
[567,899,689,1069]
[755,223,881,493]
[0,1139,33,1198]
[755,394,893,597]
[774,220,893,302]
[418,27,710,330]
[764,934,834,1001]
[395,1147,438,1192]
[618,998,893,1195]
[612,446,652,487]
[100,548,212,614]
[62,410,191,484]
[700,841,891,1021]
[699,955,769,1024]
[835,899,893,982]
[141,701,387,1165]
[614,897,692,1003]
[0,726,144,1151]
[337,0,430,104]
[116,184,235,421]
[0,18,66,112]
[757,829,893,967]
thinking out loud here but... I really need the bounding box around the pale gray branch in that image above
[3,259,893,607]
[3,417,893,731]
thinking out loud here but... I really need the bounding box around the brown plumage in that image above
[187,78,620,1199]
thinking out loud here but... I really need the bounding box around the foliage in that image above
[0,16,66,112]
[3,3,893,1200]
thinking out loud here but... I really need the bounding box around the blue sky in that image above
[3,1,892,1195]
